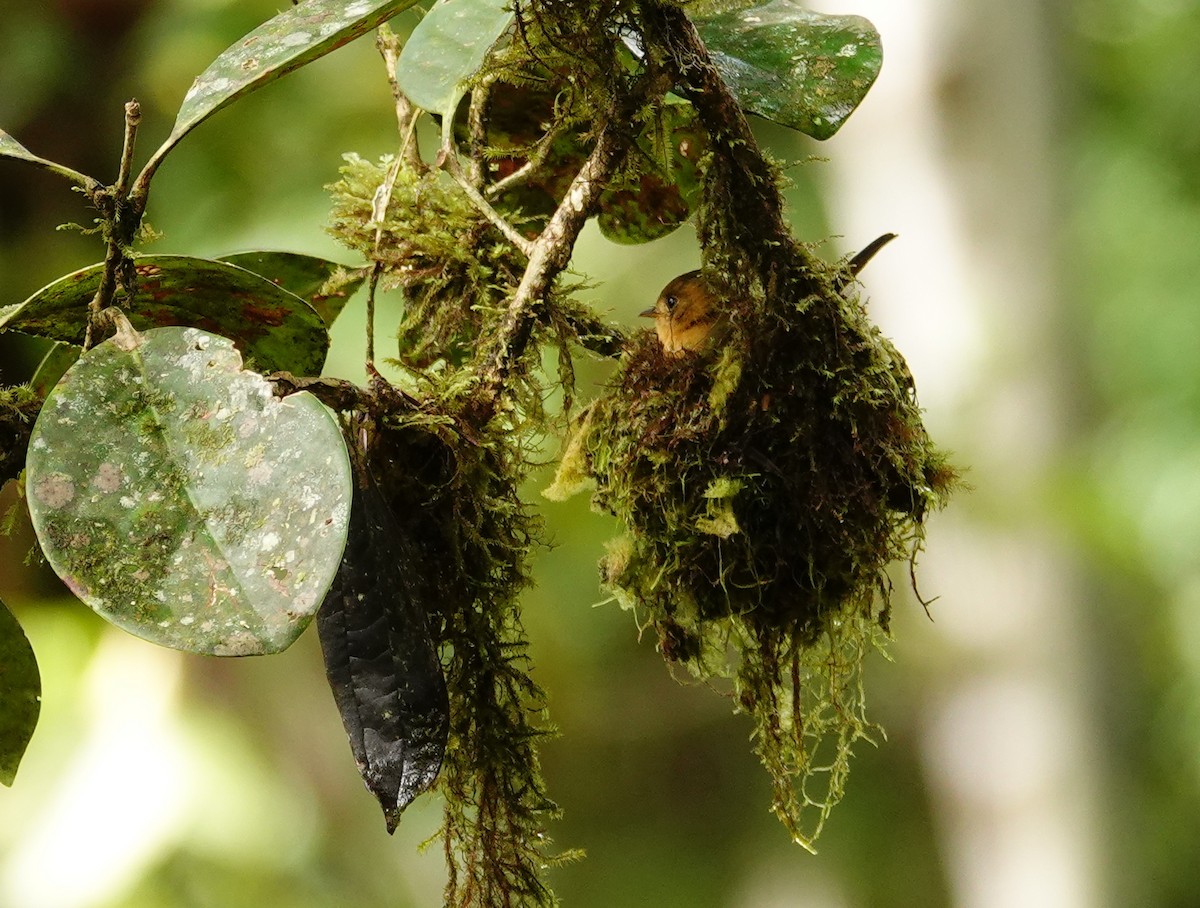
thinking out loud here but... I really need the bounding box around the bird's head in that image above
[639,270,721,355]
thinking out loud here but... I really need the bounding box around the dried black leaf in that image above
[318,466,449,833]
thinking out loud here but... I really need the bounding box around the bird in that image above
[639,270,723,355]
[640,235,897,355]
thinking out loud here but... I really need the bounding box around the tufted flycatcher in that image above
[639,270,723,355]
[640,235,897,355]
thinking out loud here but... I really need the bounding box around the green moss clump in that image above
[326,153,596,419]
[553,250,956,847]
[0,384,42,486]
[326,155,530,370]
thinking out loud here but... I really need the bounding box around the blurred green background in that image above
[2,1,1198,906]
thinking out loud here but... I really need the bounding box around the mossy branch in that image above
[0,385,44,486]
[439,145,536,258]
[377,24,425,173]
[642,2,812,283]
[267,368,422,417]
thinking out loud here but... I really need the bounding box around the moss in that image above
[365,376,572,908]
[0,384,42,485]
[327,153,597,425]
[327,157,524,370]
[321,0,957,874]
[550,212,957,846]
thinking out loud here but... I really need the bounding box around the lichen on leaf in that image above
[25,326,352,657]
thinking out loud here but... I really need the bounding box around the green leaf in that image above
[146,0,422,171]
[0,128,39,165]
[696,1,882,140]
[598,105,707,244]
[0,255,330,375]
[0,598,40,787]
[30,343,80,398]
[26,327,353,656]
[0,128,94,187]
[396,0,514,118]
[218,251,364,325]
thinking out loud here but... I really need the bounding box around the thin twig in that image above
[377,23,425,172]
[478,122,628,401]
[466,77,493,188]
[114,100,141,196]
[561,311,627,359]
[365,264,383,367]
[399,108,422,170]
[267,372,378,412]
[485,119,570,200]
[367,153,405,366]
[438,145,536,258]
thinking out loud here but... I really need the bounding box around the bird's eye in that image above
[665,295,678,311]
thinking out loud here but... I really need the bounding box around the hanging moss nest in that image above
[557,256,955,638]
[549,247,957,845]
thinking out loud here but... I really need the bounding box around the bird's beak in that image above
[638,307,656,318]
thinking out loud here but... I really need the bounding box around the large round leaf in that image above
[0,255,329,375]
[26,327,352,656]
[30,343,80,398]
[597,105,707,244]
[0,598,40,786]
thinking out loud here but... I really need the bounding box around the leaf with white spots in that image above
[31,343,80,398]
[396,0,514,118]
[146,0,423,172]
[0,598,40,787]
[25,327,352,656]
[695,1,882,140]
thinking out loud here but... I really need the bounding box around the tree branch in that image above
[377,24,425,173]
[466,78,493,188]
[562,311,627,359]
[439,146,536,258]
[641,3,807,280]
[268,371,382,413]
[485,119,571,200]
[476,122,629,409]
[85,100,142,350]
